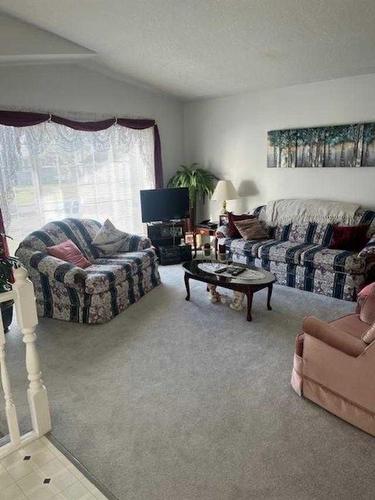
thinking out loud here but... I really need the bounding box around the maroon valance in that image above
[0,110,163,187]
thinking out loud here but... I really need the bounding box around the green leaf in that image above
[167,163,217,209]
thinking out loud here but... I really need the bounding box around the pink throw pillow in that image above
[47,240,91,269]
[357,282,375,325]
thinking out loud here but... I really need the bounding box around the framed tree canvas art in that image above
[267,122,375,168]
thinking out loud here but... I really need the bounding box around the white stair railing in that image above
[0,267,51,458]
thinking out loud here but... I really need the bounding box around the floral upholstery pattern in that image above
[253,258,366,301]
[226,237,274,258]
[258,241,319,265]
[300,246,367,274]
[217,204,375,301]
[16,218,160,323]
[288,222,311,243]
[84,249,157,294]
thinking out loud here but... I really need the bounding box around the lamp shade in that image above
[211,180,238,202]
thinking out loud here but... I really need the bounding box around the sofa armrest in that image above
[215,225,229,238]
[17,247,87,290]
[303,316,365,357]
[119,234,152,252]
[358,235,375,260]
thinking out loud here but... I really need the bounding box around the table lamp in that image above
[211,180,238,213]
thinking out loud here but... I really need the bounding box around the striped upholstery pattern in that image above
[217,205,375,301]
[16,218,160,323]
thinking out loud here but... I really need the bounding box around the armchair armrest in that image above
[303,316,365,357]
[17,247,87,290]
[118,234,152,252]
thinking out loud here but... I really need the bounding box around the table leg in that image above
[184,273,190,301]
[246,290,254,321]
[267,283,273,311]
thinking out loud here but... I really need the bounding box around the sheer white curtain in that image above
[0,122,155,245]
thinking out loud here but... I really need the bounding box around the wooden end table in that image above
[192,225,218,258]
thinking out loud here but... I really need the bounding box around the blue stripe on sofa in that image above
[67,288,80,322]
[40,275,53,318]
[29,230,55,247]
[305,223,317,244]
[281,224,292,241]
[333,272,346,299]
[359,210,375,225]
[301,245,323,291]
[137,271,145,296]
[150,262,159,288]
[94,258,134,278]
[285,243,311,264]
[109,286,119,317]
[127,274,136,304]
[54,262,75,283]
[128,235,142,251]
[82,293,92,324]
[321,224,334,246]
[253,205,265,218]
[53,221,87,256]
[286,263,297,287]
[30,251,46,269]
[66,218,101,259]
[333,250,352,273]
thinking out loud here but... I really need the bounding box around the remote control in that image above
[214,267,227,274]
[230,267,246,276]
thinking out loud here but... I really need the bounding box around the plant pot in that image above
[1,300,13,333]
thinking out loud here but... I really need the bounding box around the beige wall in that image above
[2,65,375,223]
[0,63,184,182]
[184,74,375,221]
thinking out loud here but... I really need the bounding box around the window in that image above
[0,122,155,246]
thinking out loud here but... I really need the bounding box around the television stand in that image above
[146,220,192,265]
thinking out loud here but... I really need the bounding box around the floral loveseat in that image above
[16,218,160,323]
[217,201,375,301]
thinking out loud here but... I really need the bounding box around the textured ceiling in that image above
[1,0,375,100]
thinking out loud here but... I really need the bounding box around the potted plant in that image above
[168,163,217,229]
[0,232,18,333]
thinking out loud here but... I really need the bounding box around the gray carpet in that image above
[1,265,375,499]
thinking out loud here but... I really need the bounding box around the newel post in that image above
[0,313,21,446]
[12,267,51,436]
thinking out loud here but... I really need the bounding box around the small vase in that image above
[203,243,211,258]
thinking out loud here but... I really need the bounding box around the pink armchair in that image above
[291,283,375,436]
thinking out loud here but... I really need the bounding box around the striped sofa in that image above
[217,205,375,301]
[16,218,160,324]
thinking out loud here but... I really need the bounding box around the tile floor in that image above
[0,437,108,499]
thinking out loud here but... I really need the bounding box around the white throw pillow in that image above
[92,219,127,255]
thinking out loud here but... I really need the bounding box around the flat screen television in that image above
[140,187,190,222]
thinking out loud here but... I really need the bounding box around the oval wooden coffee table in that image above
[182,260,276,321]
